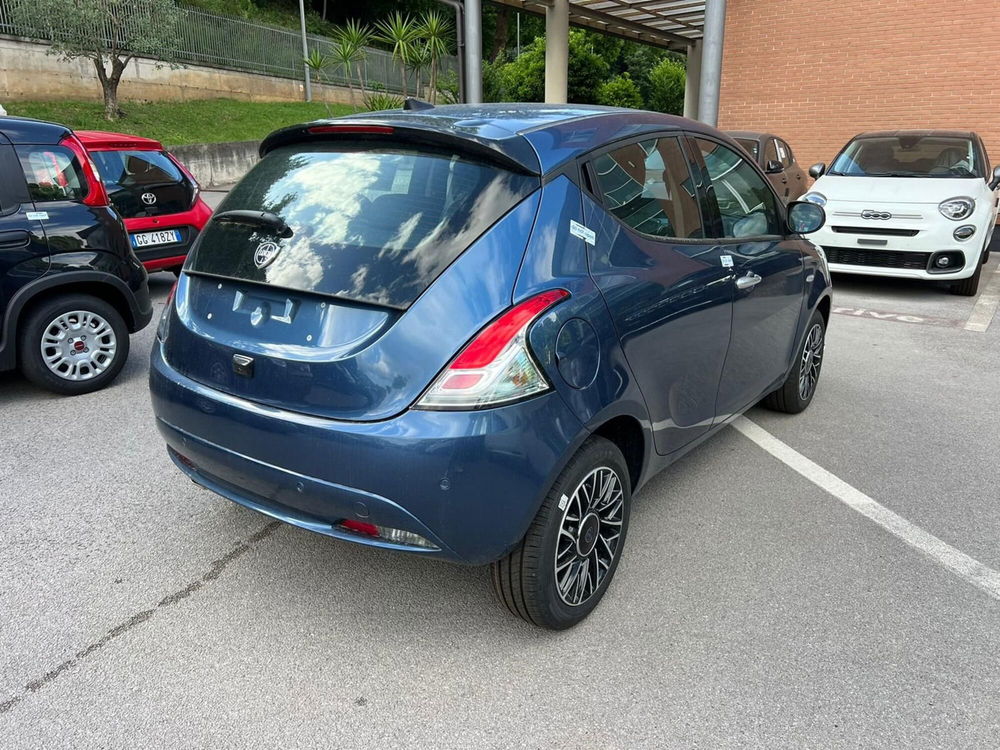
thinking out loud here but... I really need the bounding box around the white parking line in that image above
[733,416,1000,602]
[964,265,1000,332]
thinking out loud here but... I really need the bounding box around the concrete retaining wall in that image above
[168,141,260,189]
[0,36,358,105]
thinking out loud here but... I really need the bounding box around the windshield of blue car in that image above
[829,136,981,178]
[187,142,539,309]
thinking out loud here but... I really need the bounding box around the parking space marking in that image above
[733,417,1000,602]
[832,306,962,328]
[964,265,1000,332]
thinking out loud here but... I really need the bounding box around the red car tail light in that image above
[60,134,109,208]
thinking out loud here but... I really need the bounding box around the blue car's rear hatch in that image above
[165,127,541,421]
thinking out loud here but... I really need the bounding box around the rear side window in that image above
[187,142,538,308]
[591,136,703,240]
[693,138,781,239]
[16,145,89,203]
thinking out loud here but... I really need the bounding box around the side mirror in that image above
[989,165,1000,190]
[765,159,784,174]
[808,162,826,179]
[787,200,826,235]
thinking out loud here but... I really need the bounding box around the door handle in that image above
[736,272,762,290]
[0,229,30,249]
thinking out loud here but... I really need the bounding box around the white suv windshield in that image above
[830,136,981,178]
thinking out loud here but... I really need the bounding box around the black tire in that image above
[490,436,631,630]
[761,309,825,414]
[950,253,984,296]
[18,294,130,396]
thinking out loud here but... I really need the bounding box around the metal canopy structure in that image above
[490,0,706,51]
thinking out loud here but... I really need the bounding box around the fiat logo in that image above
[141,192,157,205]
[254,241,281,269]
[860,209,892,220]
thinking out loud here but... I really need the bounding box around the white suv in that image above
[805,130,1000,295]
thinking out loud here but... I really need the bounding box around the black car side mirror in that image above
[765,159,784,174]
[989,165,1000,190]
[787,201,826,235]
[808,162,826,179]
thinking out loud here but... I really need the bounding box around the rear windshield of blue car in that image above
[186,142,539,309]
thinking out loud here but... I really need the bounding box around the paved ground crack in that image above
[0,521,281,716]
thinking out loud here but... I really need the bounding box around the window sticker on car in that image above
[26,211,49,221]
[721,254,734,268]
[569,219,596,245]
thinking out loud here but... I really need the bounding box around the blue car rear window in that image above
[187,142,539,309]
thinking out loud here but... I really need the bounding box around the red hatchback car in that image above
[77,130,212,273]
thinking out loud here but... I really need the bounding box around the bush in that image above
[485,30,609,104]
[596,73,643,109]
[363,90,404,111]
[647,57,686,115]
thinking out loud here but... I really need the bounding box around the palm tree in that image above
[419,10,454,104]
[375,12,419,98]
[304,49,334,115]
[335,19,373,105]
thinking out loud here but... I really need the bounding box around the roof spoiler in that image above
[259,120,541,176]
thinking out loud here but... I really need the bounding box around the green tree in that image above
[647,57,686,115]
[375,12,420,97]
[333,19,373,107]
[596,73,643,109]
[488,30,610,104]
[9,0,182,120]
[419,10,454,104]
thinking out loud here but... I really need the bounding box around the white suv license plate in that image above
[131,230,181,248]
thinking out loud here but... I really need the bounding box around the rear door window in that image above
[590,136,704,239]
[90,150,191,217]
[187,142,539,309]
[16,145,89,203]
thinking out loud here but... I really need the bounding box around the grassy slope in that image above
[5,99,357,146]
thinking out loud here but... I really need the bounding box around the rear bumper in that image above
[126,200,212,271]
[149,342,584,564]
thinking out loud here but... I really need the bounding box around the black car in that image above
[728,130,807,202]
[0,117,152,395]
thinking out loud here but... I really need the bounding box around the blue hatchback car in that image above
[150,104,832,629]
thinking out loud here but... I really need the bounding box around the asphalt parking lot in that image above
[2,218,1000,746]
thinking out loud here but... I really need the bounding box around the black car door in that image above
[0,138,50,319]
[686,135,807,418]
[582,133,734,456]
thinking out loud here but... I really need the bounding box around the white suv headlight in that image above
[938,197,975,221]
[802,192,827,206]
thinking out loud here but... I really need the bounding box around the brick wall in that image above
[718,0,999,172]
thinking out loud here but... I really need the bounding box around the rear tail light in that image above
[156,281,177,341]
[60,134,109,207]
[416,289,569,410]
[337,519,437,549]
[168,152,202,209]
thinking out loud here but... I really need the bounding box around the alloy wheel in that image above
[554,466,625,607]
[40,310,119,382]
[798,322,824,401]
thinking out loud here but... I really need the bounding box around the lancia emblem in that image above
[860,209,892,220]
[141,192,157,205]
[254,241,281,269]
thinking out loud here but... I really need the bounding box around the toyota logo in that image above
[860,209,892,220]
[140,192,157,206]
[254,241,281,269]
